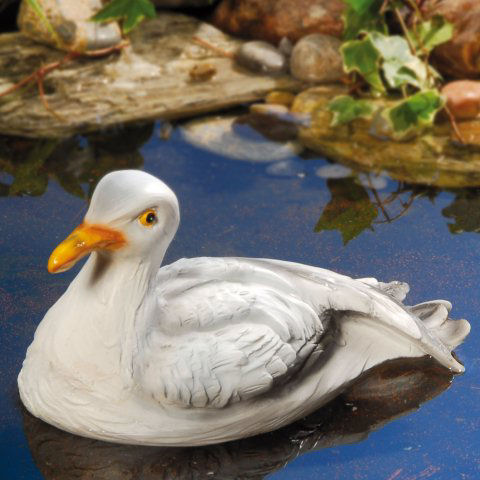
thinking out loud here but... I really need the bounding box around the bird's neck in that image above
[38,252,160,387]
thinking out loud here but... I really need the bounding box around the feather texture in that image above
[17,170,471,446]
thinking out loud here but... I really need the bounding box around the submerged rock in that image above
[235,41,287,75]
[290,34,344,83]
[211,0,345,44]
[180,114,303,162]
[292,86,480,188]
[422,0,480,78]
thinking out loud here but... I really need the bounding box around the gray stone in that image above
[278,37,293,57]
[235,41,287,75]
[17,0,122,52]
[290,34,344,83]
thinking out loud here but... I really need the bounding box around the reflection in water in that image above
[315,174,480,242]
[0,123,153,198]
[180,115,303,163]
[24,357,452,480]
[4,122,480,244]
[315,177,425,245]
[442,188,480,234]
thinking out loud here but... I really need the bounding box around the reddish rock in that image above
[422,0,480,78]
[211,0,345,45]
[441,80,480,119]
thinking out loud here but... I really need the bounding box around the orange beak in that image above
[47,223,126,274]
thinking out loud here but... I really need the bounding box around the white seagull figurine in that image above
[19,170,470,446]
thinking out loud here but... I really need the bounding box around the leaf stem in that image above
[192,36,234,59]
[444,105,466,145]
[0,42,127,119]
[394,7,416,55]
[366,176,391,222]
[404,0,424,22]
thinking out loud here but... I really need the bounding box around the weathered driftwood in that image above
[0,13,301,138]
[292,86,480,188]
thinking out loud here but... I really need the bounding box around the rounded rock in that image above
[235,41,287,75]
[212,0,345,44]
[290,34,344,83]
[442,80,480,120]
[421,0,480,78]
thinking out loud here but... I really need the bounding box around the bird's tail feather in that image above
[410,301,470,350]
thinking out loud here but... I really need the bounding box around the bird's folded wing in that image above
[139,258,329,408]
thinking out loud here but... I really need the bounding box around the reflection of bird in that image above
[24,357,453,480]
[18,170,470,446]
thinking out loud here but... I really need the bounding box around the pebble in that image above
[278,37,293,57]
[189,63,217,82]
[235,41,288,75]
[211,0,345,44]
[265,91,296,107]
[249,103,289,116]
[290,34,344,83]
[249,103,310,126]
[441,80,480,120]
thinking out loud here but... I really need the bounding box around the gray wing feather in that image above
[137,256,466,409]
[139,259,325,408]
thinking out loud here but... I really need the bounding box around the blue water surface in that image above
[0,120,479,479]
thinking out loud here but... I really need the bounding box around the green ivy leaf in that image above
[327,95,376,126]
[343,0,387,40]
[341,36,385,93]
[369,32,428,89]
[92,0,156,34]
[408,15,453,53]
[383,89,445,139]
[315,177,378,245]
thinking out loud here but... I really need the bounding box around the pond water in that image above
[0,118,479,479]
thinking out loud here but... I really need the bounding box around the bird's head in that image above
[48,170,180,273]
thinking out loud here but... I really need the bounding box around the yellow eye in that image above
[139,209,157,227]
